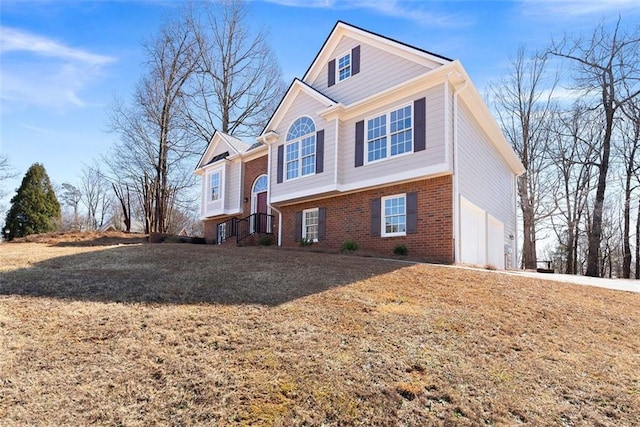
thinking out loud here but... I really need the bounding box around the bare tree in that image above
[108,15,200,233]
[491,48,557,269]
[549,18,640,276]
[60,183,82,230]
[0,154,17,199]
[79,164,112,230]
[616,95,640,277]
[111,180,133,232]
[184,0,286,141]
[548,105,599,274]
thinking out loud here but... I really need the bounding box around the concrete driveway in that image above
[507,270,640,293]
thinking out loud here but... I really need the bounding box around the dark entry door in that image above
[257,192,267,214]
[256,192,268,232]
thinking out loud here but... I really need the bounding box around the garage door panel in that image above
[487,214,504,269]
[460,197,486,265]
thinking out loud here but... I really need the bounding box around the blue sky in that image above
[1,0,638,212]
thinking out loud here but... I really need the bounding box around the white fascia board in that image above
[200,208,243,221]
[240,145,268,162]
[304,23,450,85]
[337,163,451,193]
[259,80,335,142]
[459,88,525,174]
[451,65,525,175]
[270,164,451,205]
[195,131,242,170]
[270,184,340,205]
[320,62,456,121]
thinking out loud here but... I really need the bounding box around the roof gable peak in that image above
[302,21,452,85]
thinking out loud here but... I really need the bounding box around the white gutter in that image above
[333,117,339,185]
[450,71,468,264]
[266,144,283,246]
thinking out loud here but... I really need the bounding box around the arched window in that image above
[285,117,316,180]
[252,175,268,193]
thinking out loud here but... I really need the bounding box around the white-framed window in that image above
[285,117,316,181]
[382,194,406,237]
[210,171,221,201]
[337,51,351,82]
[303,208,319,242]
[366,105,413,163]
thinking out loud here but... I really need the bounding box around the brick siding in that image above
[278,175,454,263]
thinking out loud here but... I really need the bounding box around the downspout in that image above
[334,117,339,185]
[266,144,283,246]
[450,71,468,264]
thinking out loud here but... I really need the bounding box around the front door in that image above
[256,192,267,215]
[255,191,268,233]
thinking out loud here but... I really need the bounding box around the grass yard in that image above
[1,234,639,426]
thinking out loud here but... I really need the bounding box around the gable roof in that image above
[302,21,452,85]
[259,78,337,138]
[195,131,251,170]
[219,132,251,154]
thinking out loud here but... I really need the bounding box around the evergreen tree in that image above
[2,163,61,240]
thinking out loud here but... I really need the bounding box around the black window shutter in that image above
[355,120,364,167]
[294,211,302,242]
[352,45,360,75]
[318,207,326,240]
[371,198,381,237]
[414,97,426,152]
[328,59,336,87]
[316,130,324,174]
[277,145,284,183]
[406,192,418,234]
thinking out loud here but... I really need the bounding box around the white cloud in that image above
[0,26,116,113]
[1,26,115,64]
[263,0,470,28]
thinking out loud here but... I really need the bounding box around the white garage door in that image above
[460,197,486,265]
[487,214,505,269]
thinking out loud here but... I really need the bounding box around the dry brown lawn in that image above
[1,234,639,426]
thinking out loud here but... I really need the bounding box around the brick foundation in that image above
[277,175,454,263]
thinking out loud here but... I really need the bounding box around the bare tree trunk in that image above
[636,198,640,278]
[112,182,132,232]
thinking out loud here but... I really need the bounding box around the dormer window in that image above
[338,52,351,81]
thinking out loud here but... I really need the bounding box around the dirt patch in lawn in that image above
[8,230,148,246]
[1,243,639,426]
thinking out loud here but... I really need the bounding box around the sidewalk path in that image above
[507,270,640,294]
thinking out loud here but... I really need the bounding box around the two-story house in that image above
[195,21,524,268]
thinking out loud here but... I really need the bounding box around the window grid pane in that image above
[390,106,412,156]
[384,196,406,234]
[338,53,351,81]
[367,115,387,162]
[285,117,317,180]
[210,173,220,201]
[304,210,319,241]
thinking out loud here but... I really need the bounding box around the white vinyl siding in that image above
[340,83,447,187]
[270,91,335,202]
[200,160,242,218]
[457,100,516,254]
[311,36,439,105]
